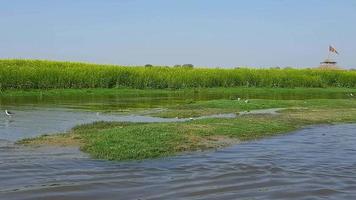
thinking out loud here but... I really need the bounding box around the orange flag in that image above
[329,45,339,55]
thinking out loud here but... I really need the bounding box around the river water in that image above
[1,93,356,199]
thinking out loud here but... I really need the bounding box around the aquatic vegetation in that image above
[19,98,356,161]
[1,59,356,90]
[153,98,356,118]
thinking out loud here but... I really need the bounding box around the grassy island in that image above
[18,97,356,161]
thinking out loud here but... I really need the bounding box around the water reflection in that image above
[1,89,353,110]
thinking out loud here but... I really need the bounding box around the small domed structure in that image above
[319,58,338,69]
[320,58,337,66]
[318,46,342,70]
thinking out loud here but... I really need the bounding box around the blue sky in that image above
[1,0,355,68]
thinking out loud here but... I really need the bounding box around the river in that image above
[1,93,356,199]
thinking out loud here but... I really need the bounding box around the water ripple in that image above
[1,109,356,199]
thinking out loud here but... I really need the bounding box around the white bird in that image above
[245,100,249,103]
[5,110,14,117]
[351,93,354,97]
[189,117,194,120]
[237,98,241,101]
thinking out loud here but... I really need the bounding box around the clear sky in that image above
[1,0,355,68]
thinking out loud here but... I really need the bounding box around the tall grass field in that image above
[0,59,355,90]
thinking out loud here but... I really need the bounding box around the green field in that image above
[5,60,356,161]
[1,59,356,90]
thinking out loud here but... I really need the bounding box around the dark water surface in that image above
[1,88,353,110]
[1,123,356,200]
[1,93,356,199]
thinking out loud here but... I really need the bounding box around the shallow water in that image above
[1,94,356,199]
[1,123,356,199]
[0,106,239,142]
[1,88,353,109]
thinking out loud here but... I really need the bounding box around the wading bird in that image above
[245,100,249,103]
[5,110,14,117]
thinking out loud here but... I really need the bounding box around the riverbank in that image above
[2,87,356,97]
[19,97,356,161]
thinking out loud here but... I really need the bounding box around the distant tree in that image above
[174,64,182,68]
[145,64,153,68]
[182,64,194,68]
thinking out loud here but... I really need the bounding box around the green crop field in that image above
[1,59,356,90]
